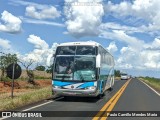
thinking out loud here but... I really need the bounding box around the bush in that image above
[2,77,11,82]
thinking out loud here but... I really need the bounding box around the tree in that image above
[46,64,53,73]
[114,70,121,77]
[20,59,35,85]
[35,65,45,71]
[0,53,18,82]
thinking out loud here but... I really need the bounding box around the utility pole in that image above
[11,62,15,99]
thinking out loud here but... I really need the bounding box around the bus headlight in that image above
[53,85,61,89]
[87,86,96,90]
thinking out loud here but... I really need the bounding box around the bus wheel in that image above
[63,96,69,100]
[98,93,104,99]
[109,87,113,91]
[109,79,114,91]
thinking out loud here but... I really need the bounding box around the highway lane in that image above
[2,78,160,120]
[107,78,160,120]
[2,80,126,120]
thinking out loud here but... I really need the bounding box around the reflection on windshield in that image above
[55,56,74,74]
[54,56,96,81]
[55,46,96,55]
[76,46,96,55]
[74,56,96,81]
[56,46,76,55]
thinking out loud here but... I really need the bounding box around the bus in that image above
[52,41,115,97]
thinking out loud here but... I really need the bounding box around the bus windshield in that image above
[54,56,96,81]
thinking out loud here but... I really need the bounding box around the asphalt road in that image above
[107,78,160,120]
[2,78,160,120]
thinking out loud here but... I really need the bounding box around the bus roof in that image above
[58,41,100,47]
[56,41,114,65]
[57,41,113,57]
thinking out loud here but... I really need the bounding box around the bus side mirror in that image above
[96,54,101,68]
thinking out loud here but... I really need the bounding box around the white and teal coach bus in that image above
[52,41,115,97]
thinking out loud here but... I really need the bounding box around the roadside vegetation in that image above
[139,77,160,93]
[0,71,52,111]
[0,53,53,111]
[0,86,52,111]
[114,70,121,80]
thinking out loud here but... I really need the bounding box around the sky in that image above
[0,0,160,78]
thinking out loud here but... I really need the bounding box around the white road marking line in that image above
[140,80,160,96]
[22,97,63,111]
[0,97,64,120]
[22,101,53,112]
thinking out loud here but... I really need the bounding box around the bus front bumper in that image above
[52,87,99,97]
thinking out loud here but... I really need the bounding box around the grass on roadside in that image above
[0,87,52,111]
[115,77,121,80]
[139,77,160,93]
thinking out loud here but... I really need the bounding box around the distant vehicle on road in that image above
[52,41,115,98]
[128,75,132,79]
[121,73,128,80]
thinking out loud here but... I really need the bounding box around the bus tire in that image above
[63,96,69,100]
[98,93,104,99]
[109,77,114,91]
[109,87,113,91]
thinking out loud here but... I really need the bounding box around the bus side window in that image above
[99,46,103,63]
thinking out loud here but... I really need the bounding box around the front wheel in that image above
[109,76,114,91]
[97,92,104,99]
[108,87,113,91]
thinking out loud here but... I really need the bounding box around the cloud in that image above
[27,34,58,54]
[21,17,64,27]
[0,11,22,33]
[25,5,61,19]
[19,35,58,67]
[98,0,160,71]
[100,29,160,70]
[10,0,61,20]
[117,46,139,68]
[100,30,144,50]
[0,38,11,49]
[113,30,144,49]
[144,38,160,50]
[116,37,160,70]
[104,0,160,33]
[141,50,160,69]
[64,0,104,37]
[27,34,49,49]
[104,1,133,17]
[100,22,143,34]
[9,0,38,6]
[10,0,52,9]
[106,42,118,54]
